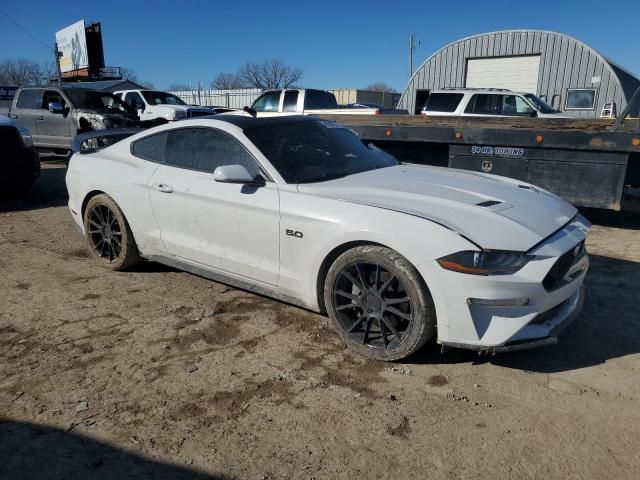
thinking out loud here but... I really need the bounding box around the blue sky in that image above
[1,0,639,91]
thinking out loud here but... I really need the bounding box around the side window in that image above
[305,90,337,109]
[125,92,144,109]
[424,93,464,113]
[468,94,501,115]
[131,132,168,163]
[165,128,259,176]
[16,89,43,109]
[252,91,281,112]
[501,95,533,115]
[41,90,66,110]
[283,90,299,112]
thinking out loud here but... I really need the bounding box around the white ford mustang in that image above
[65,115,590,361]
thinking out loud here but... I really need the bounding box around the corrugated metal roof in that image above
[63,80,144,91]
[399,30,640,117]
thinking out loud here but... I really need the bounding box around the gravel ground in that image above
[1,162,639,480]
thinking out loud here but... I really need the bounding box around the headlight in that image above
[437,250,532,275]
[172,110,187,120]
[17,126,33,147]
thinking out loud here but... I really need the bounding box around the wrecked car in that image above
[6,86,138,155]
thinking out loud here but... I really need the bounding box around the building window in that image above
[565,89,597,110]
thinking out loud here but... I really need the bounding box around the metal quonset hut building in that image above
[399,30,640,117]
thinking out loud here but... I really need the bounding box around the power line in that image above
[0,8,52,50]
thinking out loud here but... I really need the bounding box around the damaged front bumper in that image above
[439,285,585,354]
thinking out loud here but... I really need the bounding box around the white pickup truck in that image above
[114,89,213,125]
[250,89,398,117]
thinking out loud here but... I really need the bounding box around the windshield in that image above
[141,90,186,105]
[63,89,136,116]
[524,94,558,114]
[245,120,398,184]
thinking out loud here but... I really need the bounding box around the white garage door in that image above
[466,56,541,93]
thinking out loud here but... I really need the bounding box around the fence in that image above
[169,88,262,108]
[169,88,402,109]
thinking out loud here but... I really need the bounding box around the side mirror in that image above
[135,102,145,112]
[528,109,538,117]
[48,102,64,114]
[213,165,264,185]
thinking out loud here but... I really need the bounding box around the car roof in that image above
[431,88,531,95]
[207,113,318,130]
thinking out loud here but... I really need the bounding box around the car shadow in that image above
[0,420,227,480]
[580,206,640,230]
[407,254,640,373]
[0,161,68,213]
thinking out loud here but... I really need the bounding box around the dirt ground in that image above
[1,162,639,480]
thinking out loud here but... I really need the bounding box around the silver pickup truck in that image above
[2,86,138,154]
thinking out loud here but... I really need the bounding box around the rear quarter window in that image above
[131,132,168,163]
[423,93,464,113]
[305,90,338,109]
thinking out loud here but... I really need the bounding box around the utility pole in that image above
[54,43,63,86]
[408,33,421,79]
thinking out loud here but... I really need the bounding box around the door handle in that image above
[9,114,17,119]
[153,183,174,193]
[36,116,44,121]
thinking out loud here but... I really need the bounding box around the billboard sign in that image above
[55,20,88,73]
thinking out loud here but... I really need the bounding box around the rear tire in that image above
[324,245,436,361]
[83,194,140,271]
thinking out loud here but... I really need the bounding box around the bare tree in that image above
[40,60,57,85]
[238,59,302,89]
[0,58,42,86]
[120,67,138,82]
[211,73,246,90]
[120,67,154,89]
[168,83,191,91]
[365,82,397,93]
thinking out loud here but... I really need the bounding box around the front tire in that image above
[324,245,436,361]
[83,194,140,271]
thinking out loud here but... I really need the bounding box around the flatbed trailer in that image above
[319,114,640,210]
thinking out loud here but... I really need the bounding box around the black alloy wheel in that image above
[325,245,436,361]
[333,261,414,351]
[87,203,123,262]
[83,193,140,271]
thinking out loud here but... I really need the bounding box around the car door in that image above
[147,126,280,286]
[9,89,42,137]
[124,91,150,120]
[36,90,72,148]
[251,90,283,117]
[463,94,503,117]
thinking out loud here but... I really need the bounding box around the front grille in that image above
[542,241,586,291]
[187,110,211,118]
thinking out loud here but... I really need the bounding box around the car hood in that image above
[164,105,212,112]
[72,110,137,128]
[297,164,577,251]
